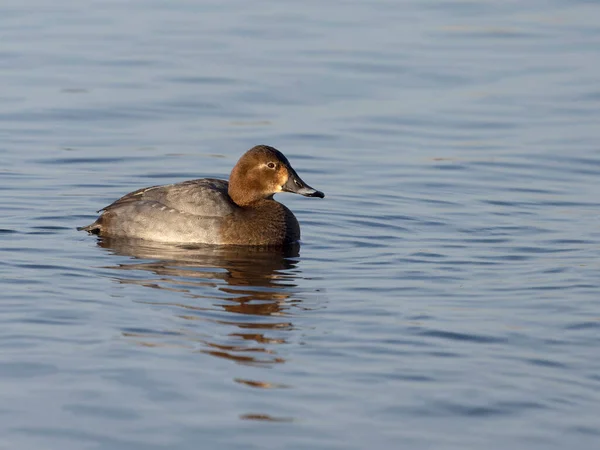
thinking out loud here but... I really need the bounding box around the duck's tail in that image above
[77,221,101,234]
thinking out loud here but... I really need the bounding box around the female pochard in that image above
[79,145,324,246]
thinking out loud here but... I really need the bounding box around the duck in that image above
[79,145,324,246]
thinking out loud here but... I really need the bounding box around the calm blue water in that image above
[2,1,600,448]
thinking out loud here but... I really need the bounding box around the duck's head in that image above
[228,145,325,206]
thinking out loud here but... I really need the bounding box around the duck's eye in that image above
[267,162,276,169]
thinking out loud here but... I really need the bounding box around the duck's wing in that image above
[99,178,236,217]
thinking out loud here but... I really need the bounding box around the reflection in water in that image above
[239,413,294,422]
[98,237,307,367]
[98,238,316,421]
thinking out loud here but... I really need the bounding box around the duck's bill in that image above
[283,170,325,198]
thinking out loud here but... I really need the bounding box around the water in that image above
[2,0,600,448]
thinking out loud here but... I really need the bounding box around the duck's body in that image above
[80,146,324,246]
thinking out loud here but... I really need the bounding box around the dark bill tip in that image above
[301,188,325,198]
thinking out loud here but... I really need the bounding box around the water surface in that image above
[2,0,600,449]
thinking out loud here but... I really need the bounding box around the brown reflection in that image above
[234,378,291,389]
[98,237,305,366]
[239,413,294,422]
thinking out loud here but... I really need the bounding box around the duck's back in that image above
[81,179,238,243]
[102,179,234,216]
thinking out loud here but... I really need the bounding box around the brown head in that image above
[228,145,324,206]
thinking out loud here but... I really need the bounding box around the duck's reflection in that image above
[98,237,306,366]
